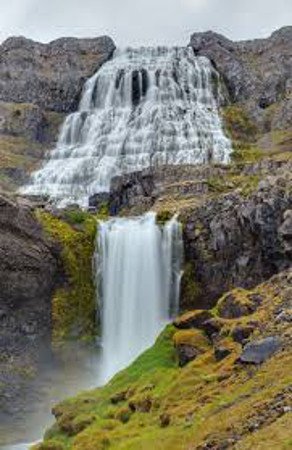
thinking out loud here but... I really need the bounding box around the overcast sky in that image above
[1,0,291,46]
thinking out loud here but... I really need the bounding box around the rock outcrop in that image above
[0,36,115,113]
[0,194,59,316]
[190,26,292,131]
[106,158,292,309]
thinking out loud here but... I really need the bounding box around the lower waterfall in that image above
[97,213,183,382]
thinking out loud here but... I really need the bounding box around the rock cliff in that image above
[0,194,60,425]
[0,35,115,190]
[0,36,115,112]
[190,26,292,131]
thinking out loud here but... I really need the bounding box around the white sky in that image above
[0,0,291,46]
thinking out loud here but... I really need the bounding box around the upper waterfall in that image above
[23,47,232,206]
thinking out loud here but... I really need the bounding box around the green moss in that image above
[180,263,203,310]
[36,210,97,342]
[156,210,172,225]
[222,105,258,145]
[64,209,89,225]
[207,173,260,198]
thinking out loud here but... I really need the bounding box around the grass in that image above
[34,273,292,450]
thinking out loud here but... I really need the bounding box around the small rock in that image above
[214,346,232,361]
[239,336,281,364]
[275,310,292,323]
[283,406,292,413]
[231,324,255,344]
[202,318,223,339]
[159,413,171,428]
[177,344,201,367]
[110,390,127,404]
[129,396,152,413]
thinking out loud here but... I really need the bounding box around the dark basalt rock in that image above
[190,26,292,131]
[231,324,255,344]
[88,192,110,210]
[0,35,115,113]
[202,318,224,340]
[0,193,60,418]
[239,337,281,364]
[214,346,232,362]
[217,292,257,319]
[182,164,292,308]
[176,344,201,367]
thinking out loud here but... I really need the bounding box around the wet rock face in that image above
[0,194,61,419]
[190,26,292,130]
[0,36,115,113]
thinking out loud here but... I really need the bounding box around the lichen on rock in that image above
[36,209,97,342]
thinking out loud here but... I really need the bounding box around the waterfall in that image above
[97,213,183,382]
[22,46,231,207]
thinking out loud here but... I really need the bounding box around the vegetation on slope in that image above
[34,270,292,449]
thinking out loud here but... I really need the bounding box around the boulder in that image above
[173,329,209,366]
[217,291,256,319]
[174,310,214,329]
[239,337,281,364]
[231,324,255,344]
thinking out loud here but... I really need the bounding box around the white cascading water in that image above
[97,213,183,383]
[22,47,231,206]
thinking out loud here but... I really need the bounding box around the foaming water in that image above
[22,47,231,206]
[97,213,183,382]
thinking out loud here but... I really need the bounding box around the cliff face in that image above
[0,194,60,423]
[190,26,292,131]
[0,35,115,190]
[0,36,115,112]
[104,156,292,309]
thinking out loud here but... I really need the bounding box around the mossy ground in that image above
[34,272,292,450]
[36,210,98,342]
